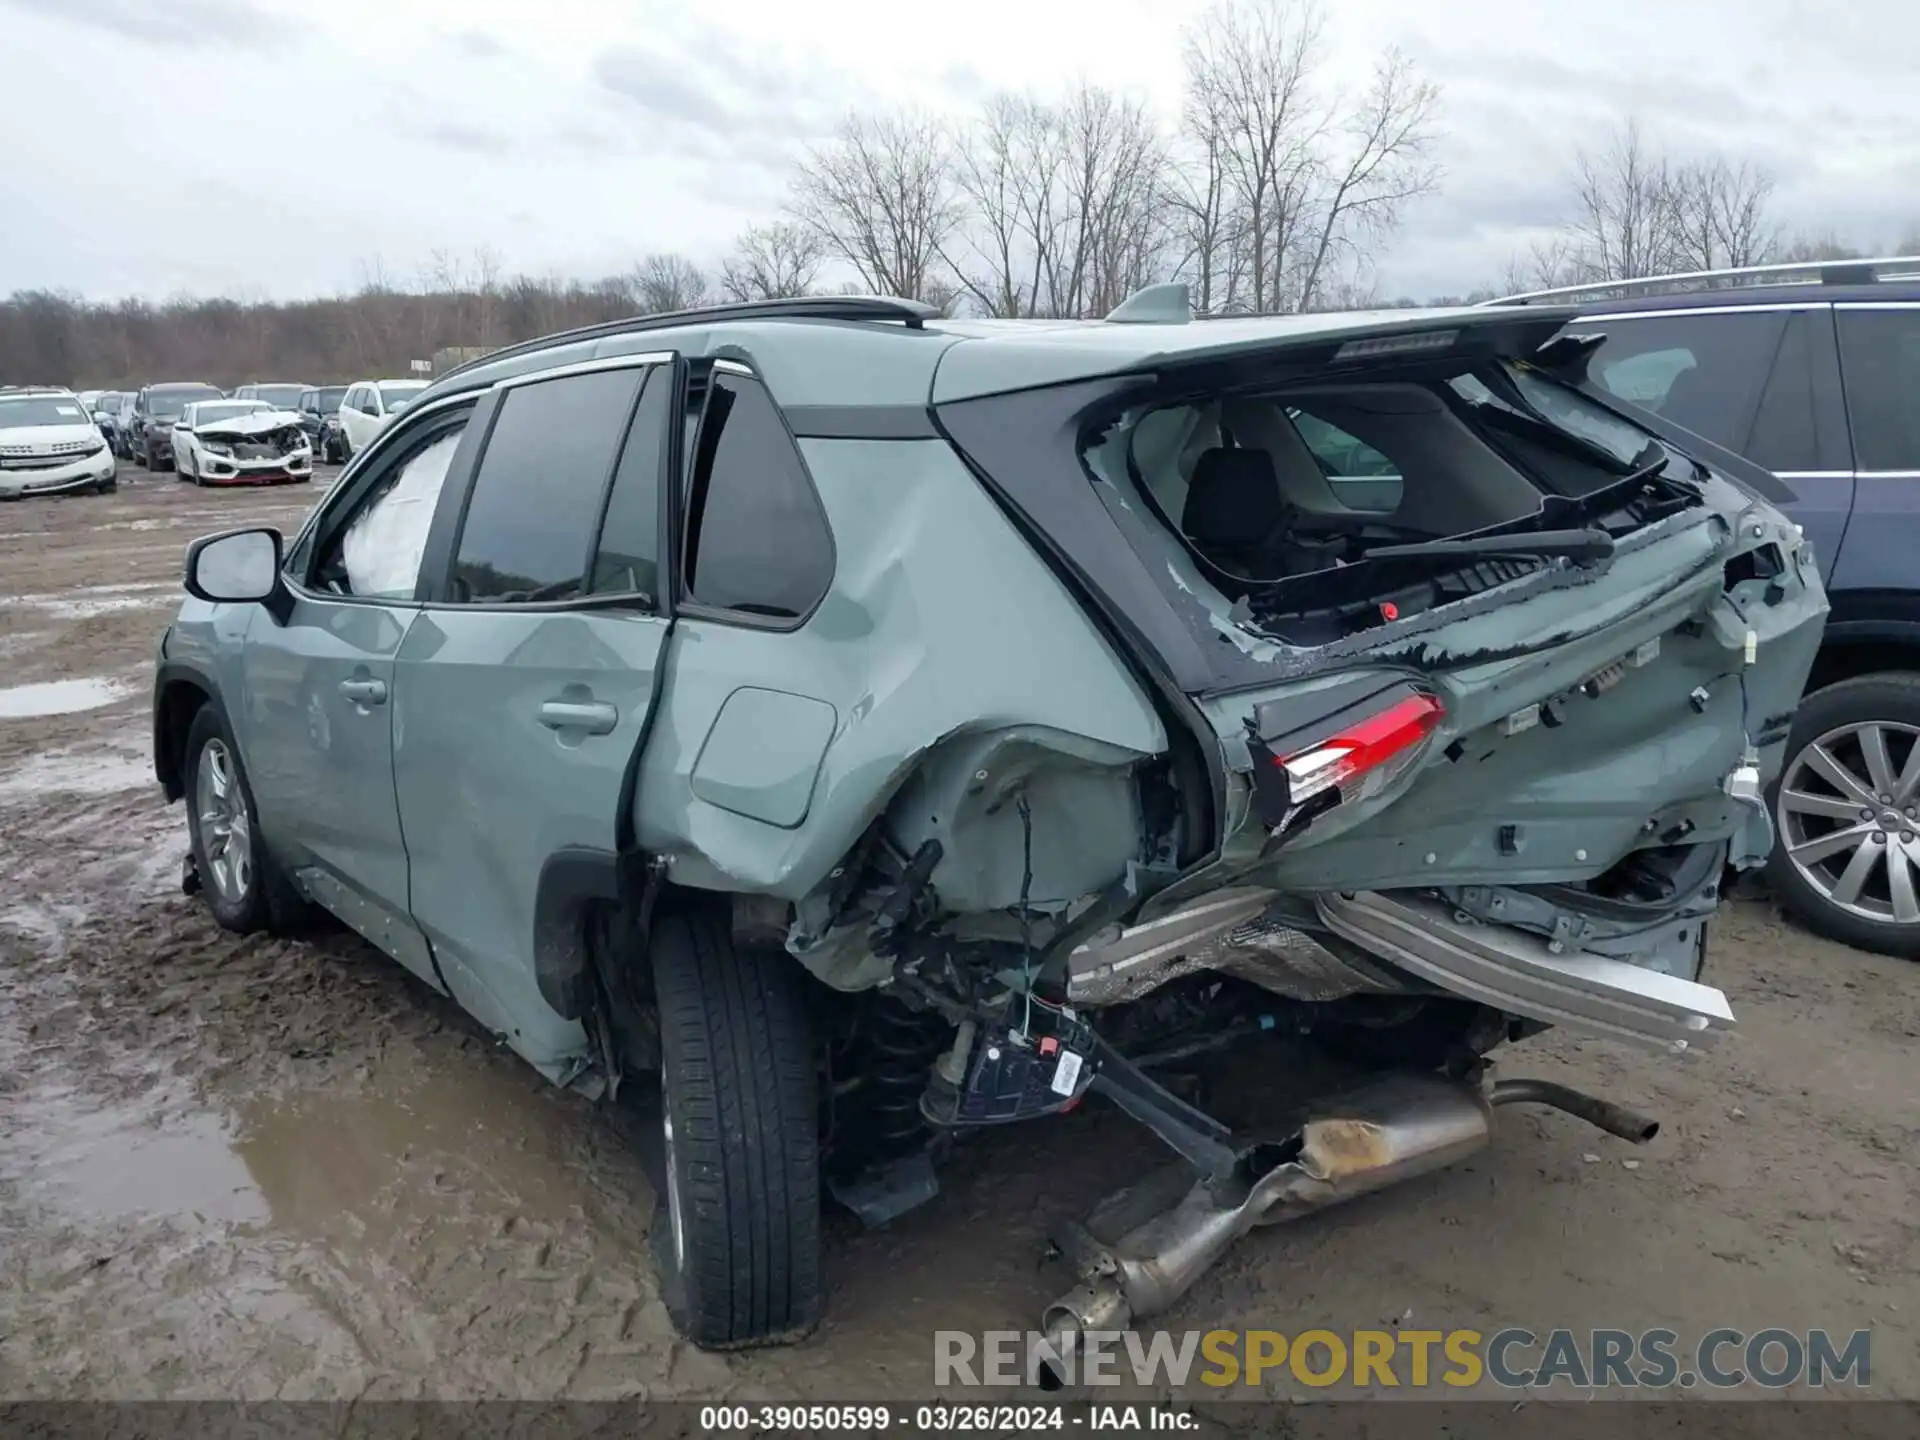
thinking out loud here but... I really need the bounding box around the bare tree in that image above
[1180,0,1323,313]
[1499,235,1581,295]
[1049,87,1175,317]
[629,252,708,313]
[1669,156,1777,270]
[792,108,961,302]
[1290,48,1441,310]
[1176,0,1440,314]
[1566,118,1681,281]
[718,222,823,302]
[947,93,1066,316]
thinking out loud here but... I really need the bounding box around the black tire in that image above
[1766,672,1920,958]
[649,908,821,1349]
[182,705,308,936]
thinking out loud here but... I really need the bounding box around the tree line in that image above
[3,0,1914,389]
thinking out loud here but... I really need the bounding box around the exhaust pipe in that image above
[1040,1073,1490,1364]
[1038,1073,1658,1375]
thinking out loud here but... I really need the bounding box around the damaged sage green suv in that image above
[152,289,1825,1351]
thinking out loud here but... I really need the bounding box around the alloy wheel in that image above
[1777,720,1920,925]
[195,738,254,904]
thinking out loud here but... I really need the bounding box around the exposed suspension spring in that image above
[862,995,951,1152]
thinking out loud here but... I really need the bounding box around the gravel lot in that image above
[1,465,1915,1408]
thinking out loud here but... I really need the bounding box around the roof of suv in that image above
[417,291,1578,411]
[1483,255,1920,315]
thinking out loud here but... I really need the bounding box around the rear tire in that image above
[1766,673,1920,959]
[649,908,822,1349]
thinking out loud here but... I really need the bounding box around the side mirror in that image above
[185,527,284,606]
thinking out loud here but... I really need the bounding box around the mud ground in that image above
[1,465,1915,1410]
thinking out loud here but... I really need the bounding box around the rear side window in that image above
[1745,312,1820,473]
[588,369,670,601]
[684,373,832,619]
[1587,311,1785,454]
[1287,408,1402,513]
[1837,309,1920,471]
[450,367,643,603]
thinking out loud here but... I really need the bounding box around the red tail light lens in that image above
[1276,692,1445,805]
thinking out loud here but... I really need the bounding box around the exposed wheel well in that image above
[154,677,212,800]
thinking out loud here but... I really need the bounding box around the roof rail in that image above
[434,295,942,385]
[1481,255,1920,308]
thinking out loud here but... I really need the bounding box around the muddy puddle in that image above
[0,676,134,718]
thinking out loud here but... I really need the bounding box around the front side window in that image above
[313,421,467,600]
[1838,308,1920,471]
[684,372,832,619]
[449,367,644,603]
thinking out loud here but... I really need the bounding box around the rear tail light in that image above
[1276,692,1445,806]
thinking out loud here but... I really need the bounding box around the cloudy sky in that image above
[4,0,1917,304]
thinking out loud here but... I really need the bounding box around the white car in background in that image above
[0,386,118,498]
[336,378,428,458]
[172,399,313,487]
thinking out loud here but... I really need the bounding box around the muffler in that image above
[1039,1072,1656,1369]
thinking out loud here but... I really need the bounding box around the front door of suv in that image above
[389,354,679,1075]
[239,401,477,992]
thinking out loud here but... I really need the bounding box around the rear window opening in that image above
[1082,366,1702,647]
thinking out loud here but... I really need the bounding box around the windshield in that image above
[316,386,347,413]
[377,381,427,410]
[251,385,304,408]
[148,387,222,418]
[96,392,123,411]
[0,395,93,429]
[193,401,271,425]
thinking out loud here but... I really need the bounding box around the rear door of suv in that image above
[389,354,681,1075]
[1578,299,1855,576]
[1830,302,1920,593]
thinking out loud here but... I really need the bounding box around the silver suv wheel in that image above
[194,737,254,905]
[1778,719,1920,925]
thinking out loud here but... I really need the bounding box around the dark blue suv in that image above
[1491,257,1920,957]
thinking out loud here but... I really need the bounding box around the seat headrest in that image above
[1182,447,1286,547]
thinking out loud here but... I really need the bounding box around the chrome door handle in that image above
[539,699,618,735]
[338,677,387,705]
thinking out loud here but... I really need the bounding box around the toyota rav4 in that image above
[151,290,1826,1352]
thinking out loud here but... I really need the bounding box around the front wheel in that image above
[1767,673,1920,958]
[649,908,822,1348]
[182,706,307,935]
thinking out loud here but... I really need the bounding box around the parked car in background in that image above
[296,384,349,462]
[108,392,140,458]
[76,389,104,412]
[92,390,126,448]
[335,378,428,457]
[151,292,1824,1349]
[172,399,313,486]
[0,386,118,498]
[235,382,309,411]
[1487,254,1920,956]
[130,382,224,470]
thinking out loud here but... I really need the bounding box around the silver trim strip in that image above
[1573,303,1826,322]
[1833,302,1920,312]
[1774,470,1854,480]
[1856,470,1920,479]
[1315,890,1735,1053]
[494,350,674,390]
[1485,254,1920,307]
